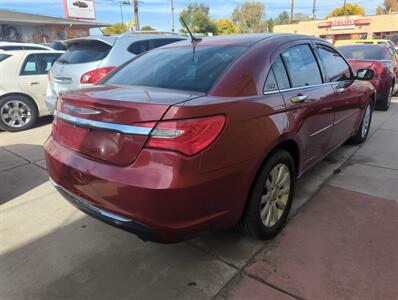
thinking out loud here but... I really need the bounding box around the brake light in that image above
[80,67,116,84]
[48,70,51,81]
[139,115,225,156]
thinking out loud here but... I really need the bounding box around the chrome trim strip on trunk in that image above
[54,110,152,135]
[49,177,132,222]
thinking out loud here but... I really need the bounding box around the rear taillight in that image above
[80,67,116,84]
[48,70,51,81]
[137,115,225,156]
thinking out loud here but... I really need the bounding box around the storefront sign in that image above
[318,17,371,30]
[64,0,96,20]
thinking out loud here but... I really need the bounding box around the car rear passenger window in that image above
[317,46,352,82]
[281,45,322,87]
[35,53,62,74]
[264,70,278,92]
[272,56,290,90]
[21,55,38,75]
[128,40,151,55]
[154,38,183,48]
[0,53,11,62]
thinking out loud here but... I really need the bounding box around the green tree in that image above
[180,2,217,34]
[103,23,128,35]
[293,12,310,22]
[232,2,268,33]
[141,25,156,31]
[214,19,239,35]
[326,3,365,17]
[376,0,398,14]
[266,18,274,32]
[274,11,290,25]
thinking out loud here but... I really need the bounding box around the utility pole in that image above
[170,0,175,32]
[133,0,139,31]
[312,0,317,19]
[343,0,347,15]
[119,1,124,26]
[290,0,295,23]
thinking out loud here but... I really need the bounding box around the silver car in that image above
[46,33,186,113]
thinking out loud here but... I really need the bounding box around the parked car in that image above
[73,1,88,8]
[338,44,398,111]
[45,33,187,113]
[334,39,396,48]
[0,50,63,131]
[0,42,54,51]
[45,34,376,243]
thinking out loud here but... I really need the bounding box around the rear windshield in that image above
[57,40,112,64]
[104,46,246,93]
[338,45,387,60]
[0,54,11,62]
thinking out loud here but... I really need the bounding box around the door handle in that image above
[290,95,308,103]
[29,82,40,86]
[336,87,346,93]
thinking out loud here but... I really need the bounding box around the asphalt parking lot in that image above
[1,98,397,299]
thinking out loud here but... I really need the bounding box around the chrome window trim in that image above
[263,80,355,95]
[54,110,152,135]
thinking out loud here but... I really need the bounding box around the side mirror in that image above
[357,69,374,80]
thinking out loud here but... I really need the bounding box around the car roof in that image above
[0,41,53,49]
[162,33,325,48]
[65,33,187,46]
[0,50,64,56]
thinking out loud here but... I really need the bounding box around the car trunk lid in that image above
[53,85,203,165]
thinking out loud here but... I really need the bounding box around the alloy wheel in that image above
[0,100,32,128]
[361,104,371,139]
[260,163,291,227]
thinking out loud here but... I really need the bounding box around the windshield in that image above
[338,45,387,60]
[57,40,111,64]
[103,46,246,93]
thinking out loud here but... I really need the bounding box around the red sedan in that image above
[45,34,376,243]
[338,44,398,111]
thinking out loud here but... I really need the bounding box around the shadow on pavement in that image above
[0,214,237,300]
[0,116,53,133]
[0,144,48,205]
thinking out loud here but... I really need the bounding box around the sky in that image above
[0,0,385,32]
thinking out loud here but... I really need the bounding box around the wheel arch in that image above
[0,92,39,115]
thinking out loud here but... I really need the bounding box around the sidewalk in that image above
[1,101,397,299]
[220,102,398,299]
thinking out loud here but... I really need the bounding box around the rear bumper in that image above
[45,94,56,115]
[44,137,251,242]
[49,177,162,242]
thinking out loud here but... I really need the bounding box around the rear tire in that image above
[376,83,393,111]
[237,149,296,240]
[349,98,373,145]
[0,95,37,132]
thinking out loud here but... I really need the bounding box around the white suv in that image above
[46,32,186,113]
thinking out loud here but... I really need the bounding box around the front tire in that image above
[238,149,296,240]
[349,99,373,145]
[0,95,37,132]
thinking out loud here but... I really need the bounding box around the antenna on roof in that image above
[180,17,201,44]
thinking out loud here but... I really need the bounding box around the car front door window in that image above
[317,46,352,82]
[281,44,323,87]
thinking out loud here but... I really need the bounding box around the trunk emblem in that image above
[64,105,101,115]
